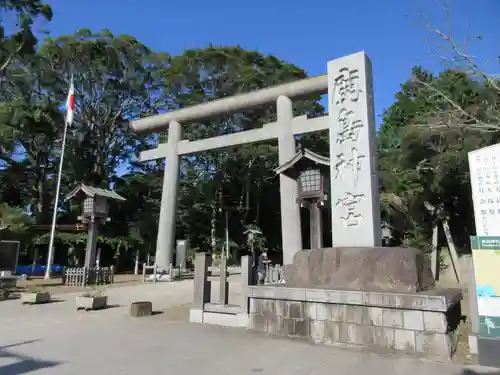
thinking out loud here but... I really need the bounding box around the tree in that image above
[0,52,64,224]
[417,0,500,132]
[378,67,497,251]
[0,0,52,73]
[0,203,32,234]
[38,29,169,187]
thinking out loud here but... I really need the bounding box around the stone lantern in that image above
[65,184,126,268]
[275,148,330,249]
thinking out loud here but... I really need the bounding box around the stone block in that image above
[203,312,244,327]
[219,282,229,305]
[415,332,451,360]
[261,300,274,321]
[345,305,366,324]
[249,298,259,315]
[367,307,383,326]
[361,289,461,311]
[248,286,281,299]
[275,299,285,317]
[285,301,304,320]
[282,318,294,336]
[250,286,306,300]
[249,313,267,331]
[339,323,374,345]
[330,304,346,322]
[189,308,203,323]
[307,302,318,320]
[310,320,326,344]
[469,334,478,355]
[382,309,403,328]
[403,310,424,331]
[316,303,329,321]
[193,253,211,309]
[324,320,341,344]
[235,313,249,327]
[363,292,399,307]
[394,329,416,352]
[268,315,283,335]
[423,311,447,333]
[130,301,153,317]
[283,247,435,292]
[373,327,395,349]
[306,288,363,304]
[292,319,309,337]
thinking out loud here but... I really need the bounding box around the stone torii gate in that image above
[129,51,381,271]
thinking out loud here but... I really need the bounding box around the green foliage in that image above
[0,203,32,233]
[0,0,52,73]
[378,67,500,250]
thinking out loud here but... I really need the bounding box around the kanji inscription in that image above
[336,192,365,227]
[328,51,381,246]
[469,146,500,236]
[337,108,364,144]
[333,67,360,105]
[333,147,366,186]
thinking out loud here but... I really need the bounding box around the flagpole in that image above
[44,116,70,279]
[44,79,73,279]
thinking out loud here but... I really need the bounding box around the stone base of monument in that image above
[246,247,463,361]
[190,303,249,327]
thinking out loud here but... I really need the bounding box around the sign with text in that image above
[470,236,500,339]
[468,144,500,236]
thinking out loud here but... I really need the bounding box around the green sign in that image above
[471,236,500,338]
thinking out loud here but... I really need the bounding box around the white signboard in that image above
[468,144,500,236]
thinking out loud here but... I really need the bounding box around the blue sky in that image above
[42,0,499,125]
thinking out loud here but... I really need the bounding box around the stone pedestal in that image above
[247,286,462,361]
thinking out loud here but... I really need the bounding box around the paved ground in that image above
[0,277,497,375]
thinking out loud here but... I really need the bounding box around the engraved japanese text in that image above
[336,192,365,227]
[337,108,364,144]
[333,147,366,186]
[333,67,360,105]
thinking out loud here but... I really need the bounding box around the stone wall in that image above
[247,286,462,361]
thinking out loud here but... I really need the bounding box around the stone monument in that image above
[328,52,381,247]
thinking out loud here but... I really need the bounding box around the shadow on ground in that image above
[462,369,500,375]
[0,339,61,375]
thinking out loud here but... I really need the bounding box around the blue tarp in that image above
[15,264,64,275]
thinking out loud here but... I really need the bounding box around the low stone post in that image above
[189,253,211,323]
[240,255,252,314]
[219,257,229,305]
[467,256,480,354]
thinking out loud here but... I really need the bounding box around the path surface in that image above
[0,278,497,375]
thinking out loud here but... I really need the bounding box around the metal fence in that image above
[142,263,192,283]
[265,264,285,284]
[63,266,114,287]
